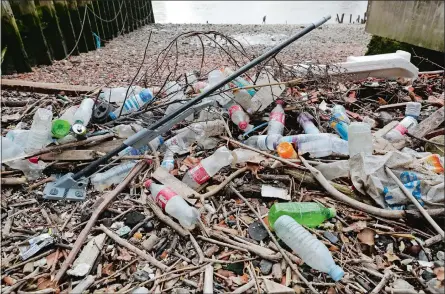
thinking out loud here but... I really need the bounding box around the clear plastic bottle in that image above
[100,86,143,103]
[269,202,336,229]
[348,122,373,157]
[73,98,95,126]
[329,105,350,140]
[279,133,336,146]
[274,215,344,281]
[267,100,285,135]
[244,134,282,151]
[144,180,200,229]
[25,108,53,153]
[164,82,193,121]
[222,67,256,96]
[331,105,350,124]
[298,136,349,158]
[90,161,137,191]
[297,112,320,134]
[384,116,418,142]
[182,146,234,189]
[231,148,259,164]
[405,102,422,119]
[161,131,198,171]
[109,89,154,120]
[232,88,252,111]
[226,102,250,130]
[59,105,79,125]
[118,136,164,156]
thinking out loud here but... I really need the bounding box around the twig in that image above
[424,234,443,247]
[385,166,444,237]
[406,132,445,147]
[54,160,148,284]
[197,235,249,253]
[232,279,256,294]
[370,270,393,294]
[189,234,205,264]
[27,177,55,191]
[1,177,27,185]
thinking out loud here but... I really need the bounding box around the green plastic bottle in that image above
[268,202,336,230]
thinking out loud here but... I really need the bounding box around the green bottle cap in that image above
[327,207,336,219]
[51,119,71,139]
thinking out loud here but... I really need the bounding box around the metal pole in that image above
[72,15,331,179]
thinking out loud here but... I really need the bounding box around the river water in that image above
[152,1,368,25]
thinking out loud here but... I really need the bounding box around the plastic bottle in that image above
[144,180,200,229]
[100,86,143,103]
[331,105,350,123]
[329,105,350,140]
[182,146,234,189]
[267,100,285,135]
[405,102,422,119]
[244,134,282,151]
[90,161,137,191]
[59,105,78,125]
[232,88,252,111]
[161,131,198,171]
[109,89,154,120]
[118,136,164,156]
[73,98,95,126]
[269,202,336,229]
[25,108,53,153]
[277,142,297,159]
[222,67,256,96]
[226,101,250,130]
[362,116,377,128]
[384,102,421,142]
[51,119,71,139]
[164,82,193,121]
[348,122,373,157]
[298,136,349,158]
[231,148,259,165]
[297,112,320,134]
[274,215,344,281]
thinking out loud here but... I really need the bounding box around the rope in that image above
[63,5,88,60]
[86,0,125,23]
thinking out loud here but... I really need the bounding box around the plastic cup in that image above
[277,142,297,159]
[51,119,71,139]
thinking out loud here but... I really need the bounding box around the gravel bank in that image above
[3,23,371,87]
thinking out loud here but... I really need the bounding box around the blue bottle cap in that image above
[329,265,344,281]
[158,136,164,145]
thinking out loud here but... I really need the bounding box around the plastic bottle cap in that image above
[238,121,248,130]
[28,157,39,164]
[144,179,152,189]
[51,119,71,139]
[275,100,284,105]
[327,207,336,219]
[329,265,345,281]
[277,142,297,159]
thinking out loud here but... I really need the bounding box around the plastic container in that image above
[90,161,137,191]
[244,134,282,151]
[405,102,422,119]
[269,202,336,229]
[119,136,164,157]
[51,119,71,139]
[348,122,373,157]
[25,108,53,153]
[232,88,252,111]
[384,116,418,142]
[227,102,250,130]
[280,133,336,146]
[297,112,320,134]
[274,215,344,281]
[73,98,95,126]
[277,142,297,159]
[109,89,154,120]
[267,100,285,135]
[182,146,234,189]
[144,180,200,229]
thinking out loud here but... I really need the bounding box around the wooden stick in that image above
[232,279,256,294]
[100,224,167,270]
[370,270,393,294]
[203,264,214,294]
[189,234,205,264]
[1,177,27,185]
[54,160,147,284]
[424,234,443,247]
[385,166,444,237]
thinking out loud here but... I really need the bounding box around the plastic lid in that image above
[327,207,336,219]
[28,156,39,164]
[329,265,344,281]
[275,100,284,105]
[238,121,248,130]
[277,142,296,159]
[144,179,152,189]
[139,89,153,103]
[51,119,71,138]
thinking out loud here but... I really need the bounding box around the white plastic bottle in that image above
[59,105,79,125]
[348,122,373,157]
[110,89,154,120]
[164,82,193,121]
[298,136,349,158]
[232,88,252,111]
[231,148,259,164]
[280,133,337,146]
[274,215,344,281]
[297,112,320,134]
[73,98,95,126]
[25,108,53,153]
[144,180,200,229]
[244,134,282,151]
[226,102,250,131]
[118,136,164,157]
[90,161,137,191]
[267,100,285,135]
[161,131,198,171]
[182,146,234,189]
[384,102,421,142]
[100,86,143,103]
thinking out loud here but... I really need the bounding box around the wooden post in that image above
[53,0,80,56]
[148,0,154,23]
[92,0,107,41]
[86,0,100,47]
[1,0,32,73]
[135,0,143,27]
[76,0,95,50]
[112,0,123,36]
[9,0,52,65]
[97,0,111,40]
[126,0,135,31]
[66,0,89,53]
[107,0,118,37]
[36,0,67,60]
[140,0,147,25]
[349,14,352,23]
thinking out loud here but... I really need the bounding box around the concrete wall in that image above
[365,0,444,52]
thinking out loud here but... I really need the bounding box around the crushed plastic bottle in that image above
[273,215,344,281]
[222,67,256,96]
[268,202,336,229]
[384,102,421,142]
[113,124,144,139]
[90,161,137,191]
[232,88,252,111]
[25,107,53,153]
[297,112,320,134]
[244,134,282,151]
[182,146,234,189]
[109,89,154,120]
[267,100,285,135]
[164,82,193,121]
[297,135,349,158]
[348,122,373,157]
[329,105,350,140]
[362,116,377,128]
[144,180,200,229]
[100,86,143,103]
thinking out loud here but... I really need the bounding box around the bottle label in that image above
[189,163,211,185]
[270,112,285,124]
[228,105,242,117]
[155,187,177,209]
[394,124,408,135]
[257,136,268,150]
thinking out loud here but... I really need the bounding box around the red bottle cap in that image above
[28,157,39,164]
[238,121,248,130]
[275,100,284,105]
[144,179,152,189]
